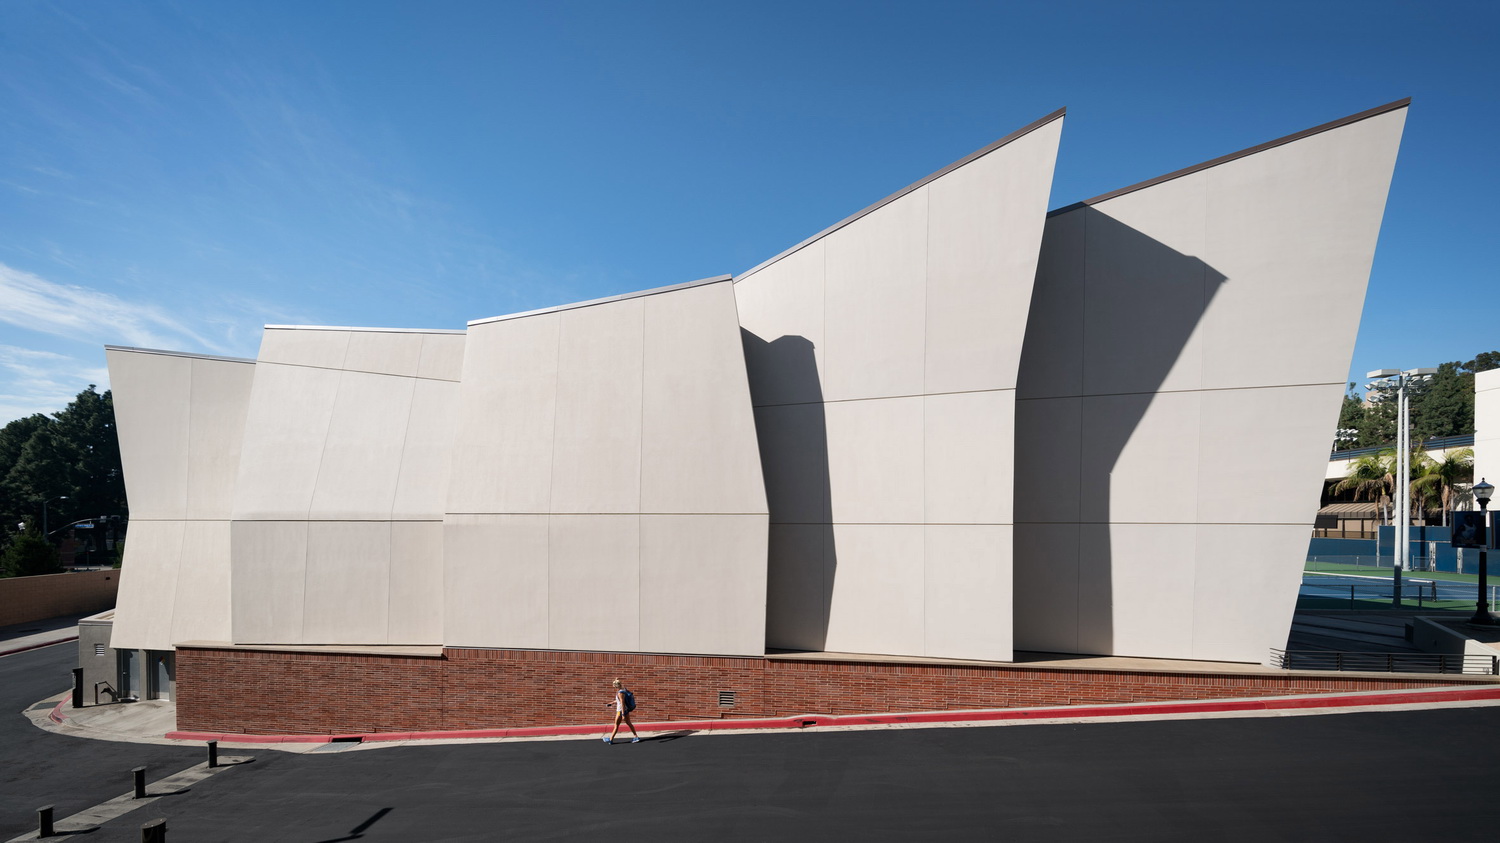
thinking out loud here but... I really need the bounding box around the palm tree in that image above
[1332,449,1396,525]
[1412,447,1474,527]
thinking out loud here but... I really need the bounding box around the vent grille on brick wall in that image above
[718,690,736,707]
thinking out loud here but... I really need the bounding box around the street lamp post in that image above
[1366,368,1436,605]
[40,495,68,540]
[1470,479,1495,627]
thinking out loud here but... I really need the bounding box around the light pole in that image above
[1470,479,1495,627]
[40,495,68,540]
[1366,368,1436,603]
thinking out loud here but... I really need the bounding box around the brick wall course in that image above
[175,646,1488,735]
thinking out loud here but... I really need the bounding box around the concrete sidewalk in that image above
[31,680,1500,755]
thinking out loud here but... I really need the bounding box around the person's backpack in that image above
[621,689,637,713]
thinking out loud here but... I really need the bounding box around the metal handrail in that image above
[1269,648,1499,675]
[1330,433,1475,462]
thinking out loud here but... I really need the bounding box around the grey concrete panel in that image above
[735,239,827,408]
[343,331,423,378]
[169,520,234,646]
[229,520,308,644]
[1015,209,1086,401]
[1198,109,1407,391]
[1012,523,1080,654]
[417,333,467,382]
[446,313,560,515]
[924,525,1012,660]
[823,524,925,657]
[822,191,928,402]
[825,396,924,525]
[308,371,416,520]
[184,358,256,520]
[924,390,1014,525]
[1195,384,1343,525]
[107,520,185,651]
[638,514,768,656]
[1079,523,1198,659]
[258,328,351,370]
[1012,396,1082,524]
[388,521,444,644]
[232,363,341,520]
[302,521,392,644]
[1192,524,1309,662]
[1081,177,1211,398]
[547,515,639,652]
[443,514,549,648]
[752,403,831,525]
[764,524,832,651]
[1079,391,1201,525]
[391,378,461,520]
[640,282,767,515]
[550,301,644,513]
[106,349,191,520]
[925,118,1061,394]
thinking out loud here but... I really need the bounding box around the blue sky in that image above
[1,0,1496,423]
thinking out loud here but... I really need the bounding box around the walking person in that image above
[603,678,640,744]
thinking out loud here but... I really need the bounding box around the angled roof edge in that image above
[262,324,467,335]
[468,274,734,326]
[104,345,257,364]
[735,107,1067,283]
[1047,97,1411,218]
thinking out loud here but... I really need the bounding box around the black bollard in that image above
[207,740,218,768]
[72,668,84,709]
[142,817,166,842]
[38,805,54,838]
[133,766,147,799]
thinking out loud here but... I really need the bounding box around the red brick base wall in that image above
[175,645,1486,735]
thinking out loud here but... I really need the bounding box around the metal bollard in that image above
[38,805,54,838]
[207,740,218,768]
[142,817,166,842]
[133,766,147,799]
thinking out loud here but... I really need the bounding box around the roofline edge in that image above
[468,274,735,326]
[736,107,1068,282]
[104,345,257,364]
[1047,97,1411,217]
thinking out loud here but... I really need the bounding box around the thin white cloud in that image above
[0,344,108,422]
[0,261,227,354]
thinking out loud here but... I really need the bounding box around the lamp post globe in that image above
[1470,479,1495,627]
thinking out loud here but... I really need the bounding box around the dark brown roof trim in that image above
[736,107,1067,282]
[1047,97,1410,217]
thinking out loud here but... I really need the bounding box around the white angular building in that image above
[102,100,1409,727]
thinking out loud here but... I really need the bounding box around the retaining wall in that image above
[174,645,1488,735]
[0,570,119,627]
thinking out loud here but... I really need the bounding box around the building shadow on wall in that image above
[740,331,836,652]
[1016,205,1227,657]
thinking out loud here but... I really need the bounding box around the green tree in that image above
[1332,450,1396,524]
[1412,447,1474,526]
[0,532,61,577]
[0,386,128,564]
[1334,383,1365,451]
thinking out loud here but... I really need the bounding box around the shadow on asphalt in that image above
[311,806,393,842]
[644,730,698,742]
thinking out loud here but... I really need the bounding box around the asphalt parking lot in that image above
[8,642,1500,841]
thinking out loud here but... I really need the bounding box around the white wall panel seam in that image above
[920,186,932,656]
[386,377,420,520]
[1012,382,1349,403]
[756,386,1017,410]
[252,358,458,382]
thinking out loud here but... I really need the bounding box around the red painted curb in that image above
[0,636,78,658]
[49,697,68,725]
[161,685,1500,745]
